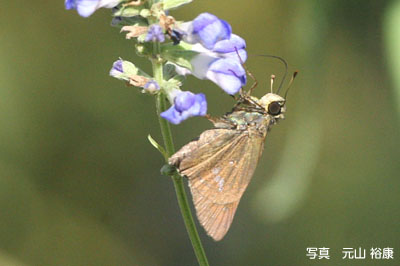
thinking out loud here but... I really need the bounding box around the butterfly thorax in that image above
[210,111,272,139]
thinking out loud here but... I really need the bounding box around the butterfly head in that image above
[257,93,286,120]
[253,69,297,121]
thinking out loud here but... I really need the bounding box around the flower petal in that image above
[190,53,218,79]
[213,34,247,62]
[160,107,181,124]
[65,0,77,9]
[195,93,208,115]
[65,0,121,17]
[183,13,232,49]
[143,80,160,93]
[213,34,246,54]
[145,24,165,42]
[161,91,207,124]
[220,49,247,63]
[175,91,196,112]
[206,58,246,95]
[98,0,121,8]
[75,0,100,17]
[109,59,125,79]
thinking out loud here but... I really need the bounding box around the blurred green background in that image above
[1,0,399,265]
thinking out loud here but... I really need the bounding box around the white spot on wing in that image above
[218,178,225,192]
[212,167,221,175]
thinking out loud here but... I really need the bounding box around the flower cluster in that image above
[65,0,247,124]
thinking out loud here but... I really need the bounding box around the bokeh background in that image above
[1,0,399,265]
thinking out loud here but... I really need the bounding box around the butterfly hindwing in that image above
[169,127,266,240]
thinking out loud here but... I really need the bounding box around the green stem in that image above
[152,48,209,266]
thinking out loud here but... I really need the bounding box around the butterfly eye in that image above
[268,101,281,115]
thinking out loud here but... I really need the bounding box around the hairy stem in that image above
[152,45,209,266]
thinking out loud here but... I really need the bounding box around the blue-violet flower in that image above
[161,91,207,124]
[205,58,246,95]
[175,55,246,95]
[211,34,247,62]
[143,80,160,93]
[145,24,165,43]
[65,0,122,17]
[109,59,124,78]
[109,59,151,87]
[180,13,232,50]
[173,16,247,94]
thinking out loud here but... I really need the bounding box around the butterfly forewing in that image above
[169,126,266,241]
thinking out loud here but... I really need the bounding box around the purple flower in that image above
[205,58,247,95]
[145,24,165,43]
[161,91,207,124]
[212,34,247,62]
[143,80,160,93]
[109,59,150,87]
[175,55,246,95]
[109,59,124,77]
[181,13,232,50]
[171,28,247,94]
[187,34,247,63]
[65,0,121,17]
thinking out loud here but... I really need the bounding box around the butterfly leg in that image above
[231,90,245,110]
[233,47,258,96]
[246,68,258,95]
[205,114,221,124]
[240,60,258,96]
[205,114,236,128]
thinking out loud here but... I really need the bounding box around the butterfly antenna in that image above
[284,71,298,100]
[270,74,275,93]
[250,54,288,95]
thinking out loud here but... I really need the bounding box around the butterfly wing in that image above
[169,127,266,241]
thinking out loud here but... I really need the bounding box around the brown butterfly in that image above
[169,67,297,241]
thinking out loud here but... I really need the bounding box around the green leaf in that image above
[137,33,148,43]
[113,5,147,17]
[135,42,153,57]
[122,60,139,76]
[111,15,148,28]
[163,63,177,80]
[162,75,185,93]
[111,60,150,84]
[161,43,198,70]
[139,9,151,18]
[148,135,168,160]
[168,75,185,88]
[163,0,193,10]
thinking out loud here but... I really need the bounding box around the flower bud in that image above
[109,59,150,87]
[143,80,160,94]
[145,24,165,43]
